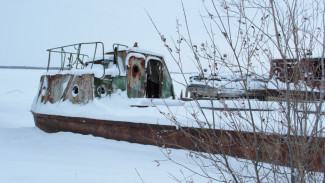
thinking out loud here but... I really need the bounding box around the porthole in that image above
[133,65,139,74]
[72,85,79,97]
[97,85,107,97]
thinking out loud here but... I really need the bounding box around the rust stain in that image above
[39,74,94,105]
[132,64,140,78]
[270,57,325,89]
[46,75,66,104]
[69,74,93,104]
[61,75,74,101]
[127,56,146,98]
[37,76,44,99]
[68,75,80,104]
[38,76,45,103]
[129,56,145,79]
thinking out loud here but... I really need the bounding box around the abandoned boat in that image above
[186,70,268,100]
[32,42,178,136]
[31,42,324,171]
[186,57,325,101]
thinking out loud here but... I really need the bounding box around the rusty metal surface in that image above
[43,75,70,104]
[105,50,174,99]
[69,74,94,104]
[33,112,324,172]
[127,56,146,98]
[38,76,45,103]
[266,89,321,101]
[61,75,74,101]
[39,74,94,104]
[270,57,325,89]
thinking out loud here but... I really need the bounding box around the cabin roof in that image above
[105,47,164,58]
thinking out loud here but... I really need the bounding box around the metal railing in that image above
[46,42,105,75]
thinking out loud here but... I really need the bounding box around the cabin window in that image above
[146,60,161,98]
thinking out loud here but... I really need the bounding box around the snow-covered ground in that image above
[0,69,210,183]
[2,69,324,182]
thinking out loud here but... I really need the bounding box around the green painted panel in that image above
[112,76,126,92]
[94,75,126,98]
[162,66,175,99]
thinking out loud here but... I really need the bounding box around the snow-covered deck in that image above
[31,82,325,136]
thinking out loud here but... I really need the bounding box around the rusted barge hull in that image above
[33,112,324,172]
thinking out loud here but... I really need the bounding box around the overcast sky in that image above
[0,0,208,72]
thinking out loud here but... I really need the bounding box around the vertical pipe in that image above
[91,43,98,69]
[69,53,73,70]
[76,44,81,69]
[62,50,66,71]
[60,48,64,71]
[101,42,105,79]
[47,51,51,72]
[114,46,121,76]
[81,55,85,69]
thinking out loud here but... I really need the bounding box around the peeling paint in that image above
[127,56,146,98]
[39,74,93,104]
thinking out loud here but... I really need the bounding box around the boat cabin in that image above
[38,42,174,105]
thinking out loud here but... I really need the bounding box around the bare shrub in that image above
[149,0,325,182]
